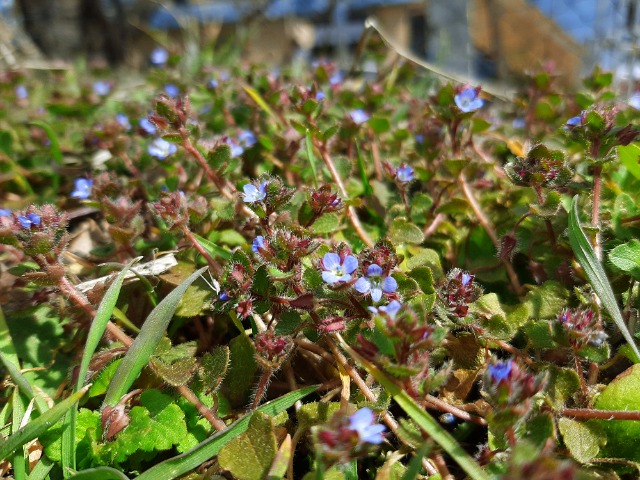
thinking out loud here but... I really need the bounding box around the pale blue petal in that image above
[322,271,340,284]
[367,264,383,277]
[355,277,371,294]
[371,287,383,302]
[343,255,358,274]
[323,252,340,270]
[382,276,398,293]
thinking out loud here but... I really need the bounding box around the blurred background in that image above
[0,0,638,91]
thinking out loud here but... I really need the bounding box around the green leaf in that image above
[558,418,604,463]
[337,336,490,480]
[224,334,258,406]
[355,141,373,196]
[389,218,424,245]
[568,196,640,361]
[28,120,63,164]
[243,85,278,122]
[618,143,640,180]
[136,386,318,480]
[609,239,640,280]
[199,346,230,394]
[545,366,581,409]
[267,433,291,480]
[296,402,341,432]
[65,467,131,480]
[0,387,89,460]
[103,267,207,408]
[523,281,569,319]
[305,131,319,188]
[408,266,435,294]
[206,143,232,170]
[192,233,232,261]
[312,213,341,234]
[591,364,640,461]
[219,412,277,480]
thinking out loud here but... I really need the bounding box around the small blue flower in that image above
[139,117,157,135]
[315,91,326,101]
[238,130,257,148]
[15,85,28,100]
[207,79,219,89]
[17,213,41,229]
[252,235,265,253]
[329,71,344,86]
[0,208,11,217]
[349,109,370,125]
[148,138,177,159]
[415,134,425,144]
[321,252,358,285]
[355,264,398,303]
[71,178,93,199]
[219,292,230,301]
[227,139,244,157]
[242,182,267,203]
[348,408,386,445]
[150,47,168,66]
[164,84,180,98]
[396,165,414,183]
[461,272,472,286]
[488,360,512,383]
[93,80,111,96]
[454,86,484,113]
[629,92,640,110]
[512,117,526,129]
[565,114,583,129]
[116,114,131,131]
[368,300,402,320]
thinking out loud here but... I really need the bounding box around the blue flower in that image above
[349,109,370,125]
[164,84,180,98]
[252,235,265,253]
[150,47,168,66]
[396,165,414,183]
[15,85,28,100]
[0,208,11,217]
[321,252,358,285]
[71,178,93,199]
[512,117,526,129]
[368,300,402,320]
[93,80,111,96]
[415,134,424,144]
[329,71,344,86]
[488,360,512,383]
[348,408,386,445]
[227,139,244,158]
[139,117,157,135]
[116,114,131,131]
[207,79,219,89]
[148,138,177,159]
[461,272,472,286]
[565,114,583,129]
[629,92,640,110]
[219,292,230,301]
[242,182,267,203]
[454,86,484,113]
[355,264,398,303]
[17,213,41,229]
[316,91,326,101]
[238,130,257,148]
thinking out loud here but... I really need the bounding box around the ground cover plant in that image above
[0,44,640,479]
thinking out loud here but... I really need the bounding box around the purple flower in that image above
[629,92,640,110]
[368,300,402,320]
[349,109,370,125]
[207,79,219,89]
[150,47,169,66]
[321,252,358,285]
[242,182,267,203]
[15,85,28,100]
[71,178,93,199]
[396,165,414,183]
[139,117,157,135]
[461,272,472,286]
[316,91,326,101]
[454,86,484,113]
[348,408,386,445]
[148,138,177,159]
[355,264,398,303]
[17,213,41,229]
[164,84,180,98]
[488,360,512,383]
[252,235,265,253]
[116,114,131,131]
[219,292,230,301]
[93,80,111,96]
[0,208,11,217]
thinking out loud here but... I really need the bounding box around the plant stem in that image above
[591,164,603,261]
[318,144,374,248]
[560,408,640,420]
[181,227,223,276]
[176,384,226,431]
[458,172,524,296]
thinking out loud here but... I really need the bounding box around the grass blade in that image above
[305,131,319,188]
[336,335,490,480]
[28,120,63,165]
[102,267,207,407]
[355,141,373,196]
[136,385,318,480]
[62,258,140,475]
[568,195,640,361]
[0,386,89,460]
[192,233,232,261]
[65,467,131,480]
[26,455,54,480]
[243,85,277,121]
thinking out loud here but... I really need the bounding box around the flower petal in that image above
[355,277,371,294]
[382,276,398,293]
[366,264,383,277]
[343,255,358,274]
[323,252,340,270]
[371,287,383,302]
